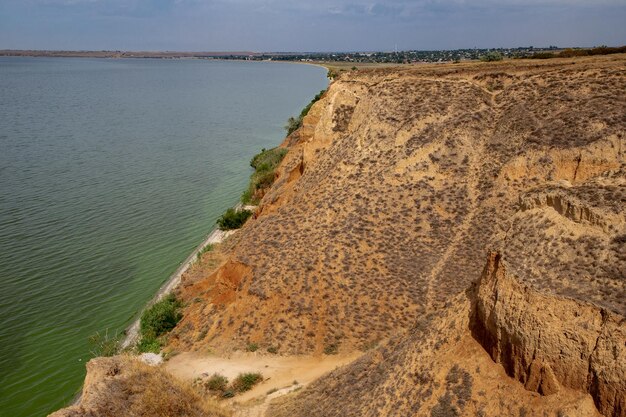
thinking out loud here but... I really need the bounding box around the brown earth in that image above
[49,356,230,417]
[268,252,625,417]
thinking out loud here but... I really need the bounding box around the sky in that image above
[1,0,625,51]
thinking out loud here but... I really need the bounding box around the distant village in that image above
[4,45,623,63]
[231,46,562,63]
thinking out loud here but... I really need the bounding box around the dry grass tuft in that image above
[50,355,231,417]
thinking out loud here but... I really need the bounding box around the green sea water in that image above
[0,57,327,416]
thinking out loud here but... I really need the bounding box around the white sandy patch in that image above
[164,351,362,415]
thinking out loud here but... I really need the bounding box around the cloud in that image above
[1,0,625,50]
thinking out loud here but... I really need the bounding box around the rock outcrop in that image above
[472,253,626,417]
[49,356,229,417]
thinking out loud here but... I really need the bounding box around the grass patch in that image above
[231,373,263,392]
[246,342,259,352]
[88,329,120,357]
[241,147,288,204]
[137,294,182,353]
[137,336,162,354]
[196,243,214,260]
[216,208,252,230]
[205,374,229,393]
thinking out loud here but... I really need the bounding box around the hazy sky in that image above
[1,0,625,51]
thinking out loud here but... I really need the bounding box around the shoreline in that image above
[119,215,241,349]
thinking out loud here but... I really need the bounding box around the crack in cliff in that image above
[573,152,583,182]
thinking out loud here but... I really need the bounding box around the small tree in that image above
[217,208,252,230]
[284,117,300,135]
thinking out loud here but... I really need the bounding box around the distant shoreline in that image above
[0,52,337,71]
[0,50,263,59]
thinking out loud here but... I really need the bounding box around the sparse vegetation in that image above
[196,244,214,260]
[217,208,252,230]
[88,329,120,357]
[205,374,229,393]
[54,356,230,417]
[231,372,263,392]
[323,343,339,355]
[246,342,259,352]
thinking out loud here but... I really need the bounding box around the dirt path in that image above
[165,351,362,416]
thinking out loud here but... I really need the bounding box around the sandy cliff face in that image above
[170,55,625,357]
[269,252,625,417]
[473,253,625,417]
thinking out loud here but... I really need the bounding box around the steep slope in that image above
[268,253,625,417]
[169,55,625,356]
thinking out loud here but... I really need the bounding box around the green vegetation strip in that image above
[137,294,182,353]
[529,45,626,59]
[241,147,289,204]
[217,208,253,230]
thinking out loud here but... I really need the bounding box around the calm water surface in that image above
[0,57,327,416]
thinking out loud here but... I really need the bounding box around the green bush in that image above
[140,294,182,338]
[231,373,263,392]
[136,295,182,353]
[530,52,556,59]
[267,346,278,354]
[216,208,252,230]
[136,336,162,353]
[205,374,229,392]
[246,342,259,352]
[241,147,288,204]
[285,117,300,136]
[137,294,182,353]
[529,45,626,60]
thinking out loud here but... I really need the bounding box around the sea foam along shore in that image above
[120,203,255,349]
